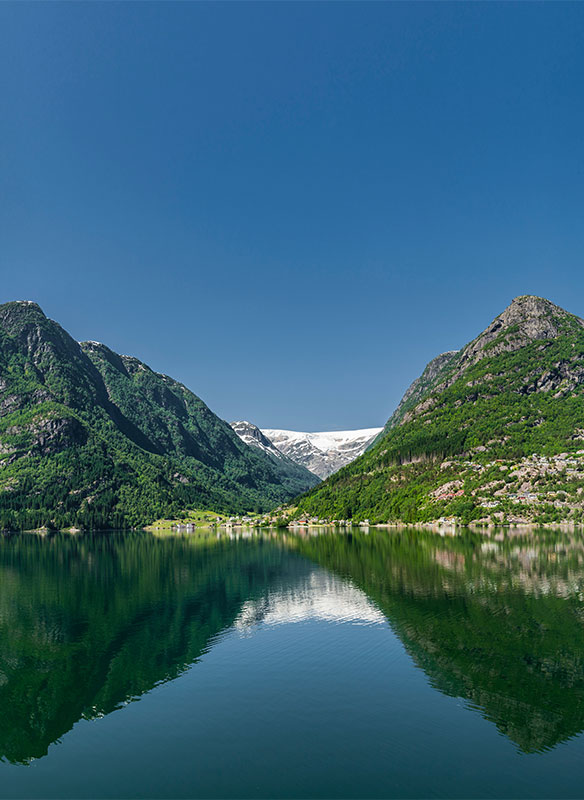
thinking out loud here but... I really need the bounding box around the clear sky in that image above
[1,2,583,430]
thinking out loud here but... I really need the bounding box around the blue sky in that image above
[1,3,583,430]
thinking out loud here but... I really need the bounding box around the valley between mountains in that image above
[2,295,584,530]
[229,421,381,479]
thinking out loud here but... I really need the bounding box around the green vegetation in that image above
[296,297,584,524]
[0,302,318,530]
[144,509,233,529]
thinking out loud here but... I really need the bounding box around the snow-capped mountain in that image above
[229,421,320,488]
[230,421,382,480]
[230,421,286,460]
[260,427,382,479]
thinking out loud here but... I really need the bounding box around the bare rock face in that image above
[29,415,88,454]
[230,421,287,461]
[456,295,584,372]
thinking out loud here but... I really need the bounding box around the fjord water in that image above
[2,531,584,798]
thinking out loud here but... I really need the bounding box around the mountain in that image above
[260,427,383,479]
[295,296,584,525]
[230,420,288,460]
[229,421,320,487]
[0,301,317,530]
[383,350,460,431]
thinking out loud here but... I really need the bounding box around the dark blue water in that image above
[1,528,584,798]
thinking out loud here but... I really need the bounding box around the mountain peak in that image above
[492,294,584,335]
[456,295,584,371]
[0,300,85,365]
[3,300,44,311]
[510,294,549,304]
[0,300,46,327]
[504,294,576,322]
[295,294,584,527]
[230,421,287,459]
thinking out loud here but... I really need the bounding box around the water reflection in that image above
[292,528,584,753]
[1,527,584,764]
[234,571,385,631]
[0,532,301,764]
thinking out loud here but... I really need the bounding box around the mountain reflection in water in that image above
[0,527,584,768]
[234,571,386,631]
[292,528,584,754]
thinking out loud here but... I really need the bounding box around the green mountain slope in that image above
[0,301,318,529]
[296,296,584,524]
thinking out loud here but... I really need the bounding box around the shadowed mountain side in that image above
[291,528,584,753]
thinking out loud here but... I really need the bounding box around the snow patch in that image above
[261,427,383,479]
[263,427,382,453]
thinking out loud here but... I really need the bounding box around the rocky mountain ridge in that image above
[230,421,285,460]
[382,349,460,433]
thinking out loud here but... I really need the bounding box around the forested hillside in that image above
[0,301,317,529]
[296,296,584,525]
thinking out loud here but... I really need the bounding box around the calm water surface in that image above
[1,527,584,798]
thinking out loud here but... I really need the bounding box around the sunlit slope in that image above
[296,296,584,523]
[261,427,382,479]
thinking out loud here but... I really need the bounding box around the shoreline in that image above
[7,518,584,536]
